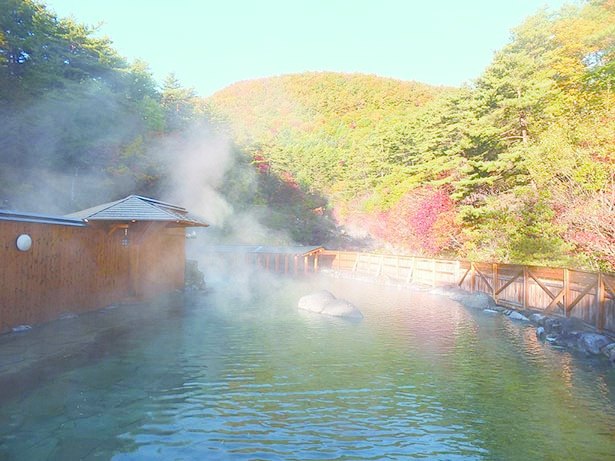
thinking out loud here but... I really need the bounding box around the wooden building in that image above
[201,245,325,275]
[0,195,207,334]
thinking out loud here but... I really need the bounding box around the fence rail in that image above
[319,250,615,333]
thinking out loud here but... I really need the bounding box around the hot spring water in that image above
[0,276,614,460]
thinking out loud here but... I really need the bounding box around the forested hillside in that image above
[0,0,204,211]
[0,0,339,245]
[207,1,615,271]
[2,0,614,271]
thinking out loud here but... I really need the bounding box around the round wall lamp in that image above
[16,234,33,252]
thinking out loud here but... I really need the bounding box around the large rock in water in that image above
[297,290,336,313]
[298,290,363,319]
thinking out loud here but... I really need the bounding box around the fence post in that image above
[470,262,476,293]
[563,268,570,317]
[492,263,499,303]
[598,273,606,331]
[523,266,528,309]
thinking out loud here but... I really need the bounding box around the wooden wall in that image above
[0,221,186,333]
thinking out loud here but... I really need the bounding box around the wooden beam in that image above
[563,268,570,315]
[523,267,528,309]
[567,280,598,314]
[492,263,499,303]
[495,270,523,296]
[457,266,471,287]
[598,273,606,331]
[544,288,565,313]
[527,270,565,310]
[473,265,493,293]
[602,275,615,298]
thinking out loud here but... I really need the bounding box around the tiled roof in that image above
[0,210,86,227]
[66,195,208,227]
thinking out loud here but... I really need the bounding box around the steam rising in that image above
[0,82,143,213]
[157,124,235,226]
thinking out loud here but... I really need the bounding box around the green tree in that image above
[161,73,198,131]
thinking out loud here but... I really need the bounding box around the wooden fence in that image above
[318,251,615,333]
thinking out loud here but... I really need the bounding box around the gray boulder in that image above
[602,343,615,359]
[529,313,546,324]
[508,311,530,322]
[536,326,546,340]
[544,318,562,335]
[577,332,611,355]
[554,332,581,349]
[460,292,496,310]
[298,290,363,319]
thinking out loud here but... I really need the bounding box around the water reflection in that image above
[0,276,613,460]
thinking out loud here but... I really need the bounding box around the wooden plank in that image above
[457,266,471,287]
[567,280,598,314]
[527,269,564,309]
[598,273,606,331]
[563,268,570,315]
[523,267,528,309]
[473,265,493,294]
[602,275,615,297]
[544,288,565,313]
[493,263,499,302]
[495,270,523,296]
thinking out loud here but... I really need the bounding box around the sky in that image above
[44,0,574,97]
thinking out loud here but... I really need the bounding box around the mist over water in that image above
[0,276,614,460]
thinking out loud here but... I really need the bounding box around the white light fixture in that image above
[16,234,32,252]
[121,228,129,247]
